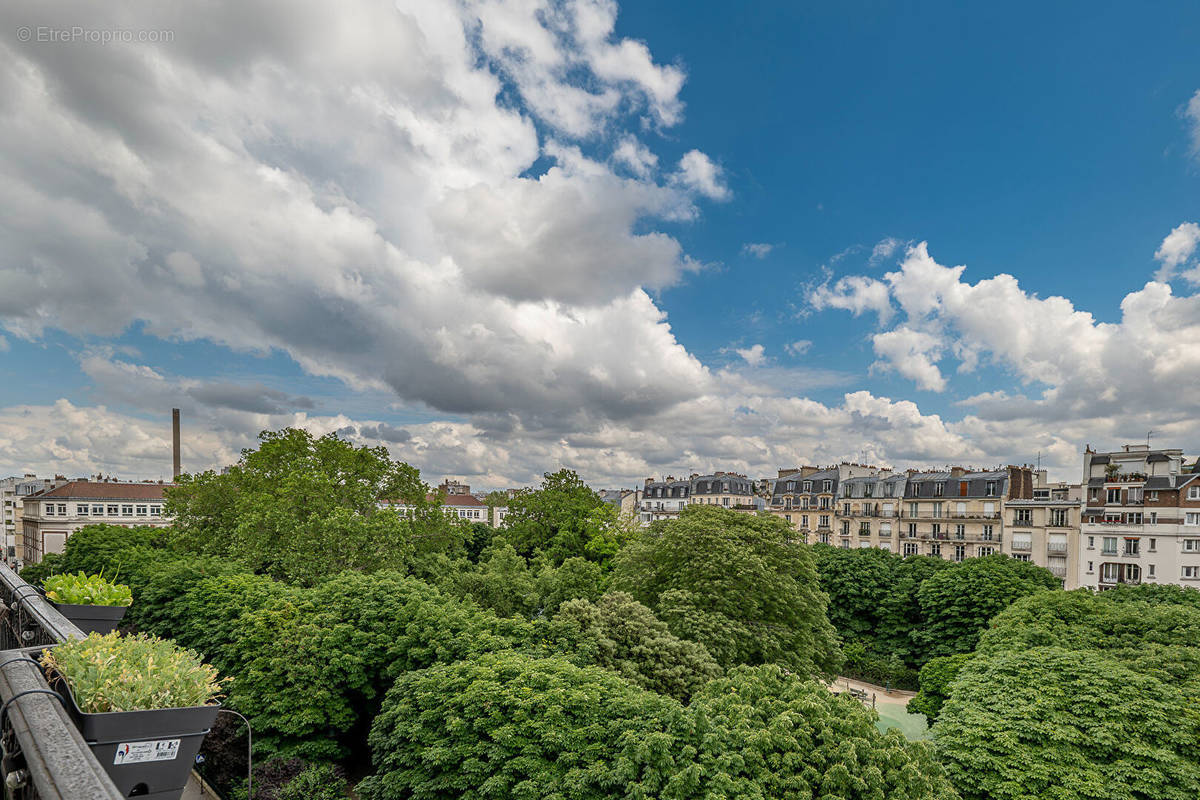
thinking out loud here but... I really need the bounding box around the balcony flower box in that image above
[42,572,132,635]
[39,633,225,800]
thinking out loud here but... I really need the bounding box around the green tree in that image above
[501,469,614,565]
[907,653,971,726]
[913,554,1059,659]
[535,556,605,616]
[812,545,898,644]
[358,652,683,800]
[934,647,1200,800]
[611,505,841,676]
[451,543,539,618]
[167,428,463,584]
[552,592,722,701]
[667,665,958,800]
[231,571,537,757]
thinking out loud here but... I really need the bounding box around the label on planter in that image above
[114,739,181,765]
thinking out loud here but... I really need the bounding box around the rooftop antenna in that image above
[1036,451,1041,471]
[1147,430,1153,448]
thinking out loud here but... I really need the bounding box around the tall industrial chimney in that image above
[172,408,181,480]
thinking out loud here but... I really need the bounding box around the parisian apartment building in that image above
[2,474,72,564]
[20,479,173,565]
[638,472,762,525]
[1078,445,1200,590]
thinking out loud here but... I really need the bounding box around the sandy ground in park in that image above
[828,676,917,707]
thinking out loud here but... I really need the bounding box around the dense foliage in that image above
[813,547,1057,686]
[933,588,1200,800]
[553,592,722,702]
[360,656,957,800]
[166,428,465,584]
[500,469,624,565]
[612,505,841,676]
[906,654,971,725]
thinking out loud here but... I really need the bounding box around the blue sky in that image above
[2,0,1199,486]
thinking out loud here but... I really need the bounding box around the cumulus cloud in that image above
[675,150,730,200]
[784,340,811,356]
[735,344,766,366]
[1154,221,1200,282]
[742,242,773,259]
[810,237,1200,437]
[0,0,719,435]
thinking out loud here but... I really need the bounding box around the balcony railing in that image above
[0,563,125,799]
[1046,543,1068,554]
[1010,541,1032,551]
[1049,566,1068,578]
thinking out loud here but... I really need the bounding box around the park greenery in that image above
[21,427,1200,800]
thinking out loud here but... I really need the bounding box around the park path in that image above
[829,676,916,707]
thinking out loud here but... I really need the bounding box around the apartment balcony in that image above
[0,564,130,798]
[1010,540,1032,551]
[1046,543,1068,554]
[949,512,1001,520]
[1049,565,1068,578]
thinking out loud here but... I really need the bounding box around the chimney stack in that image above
[172,408,181,480]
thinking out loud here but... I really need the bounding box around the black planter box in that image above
[50,602,129,635]
[47,671,219,800]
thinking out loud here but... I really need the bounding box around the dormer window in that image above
[802,481,812,492]
[823,480,832,493]
[934,482,944,497]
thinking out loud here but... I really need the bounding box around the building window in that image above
[1102,537,1117,555]
[150,505,162,517]
[107,505,119,516]
[722,497,729,506]
[819,514,830,528]
[1106,488,1121,504]
[934,482,945,497]
[1087,561,1093,573]
[802,481,812,492]
[907,522,917,538]
[136,505,147,516]
[982,524,994,541]
[932,523,942,536]
[1183,566,1199,580]
[819,533,830,544]
[931,502,943,518]
[121,505,134,516]
[1124,538,1139,556]
[1184,539,1200,552]
[1148,491,1158,501]
[1050,509,1069,527]
[77,505,88,516]
[1190,486,1200,500]
[57,504,67,515]
[930,543,941,557]
[1087,535,1094,549]
[92,504,104,516]
[986,480,998,496]
[1148,564,1155,577]
[823,480,832,493]
[1186,513,1200,527]
[1013,509,1032,525]
[864,483,874,498]
[978,546,995,557]
[859,521,871,535]
[1128,512,1143,525]
[908,502,919,517]
[801,515,809,528]
[1128,487,1143,504]
[1013,553,1031,562]
[953,544,965,562]
[954,524,965,539]
[840,520,850,535]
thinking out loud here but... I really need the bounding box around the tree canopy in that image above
[500,469,617,565]
[611,505,841,676]
[166,428,464,584]
[933,589,1200,800]
[912,554,1059,659]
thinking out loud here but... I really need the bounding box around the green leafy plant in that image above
[43,572,133,607]
[41,632,227,713]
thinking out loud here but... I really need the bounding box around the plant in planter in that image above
[43,571,134,635]
[41,632,228,799]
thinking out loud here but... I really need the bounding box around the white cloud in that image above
[674,150,730,200]
[784,340,811,356]
[869,237,905,265]
[811,236,1200,436]
[735,344,766,367]
[1185,89,1200,156]
[0,0,725,432]
[742,242,773,259]
[1154,221,1200,282]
